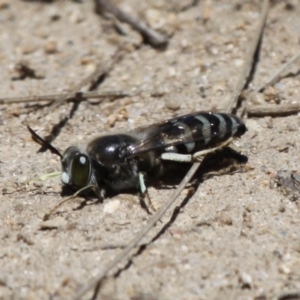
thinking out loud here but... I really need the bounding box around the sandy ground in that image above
[1,0,300,299]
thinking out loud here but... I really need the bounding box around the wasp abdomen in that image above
[162,112,246,154]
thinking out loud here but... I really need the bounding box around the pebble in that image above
[108,114,117,127]
[239,271,252,289]
[249,92,264,105]
[44,40,58,54]
[217,212,233,226]
[145,9,165,30]
[263,86,280,104]
[103,199,120,214]
[278,264,291,274]
[21,42,38,55]
[69,9,84,23]
[164,95,181,111]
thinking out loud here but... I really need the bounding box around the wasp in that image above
[28,111,247,211]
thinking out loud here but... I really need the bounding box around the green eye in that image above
[71,154,91,187]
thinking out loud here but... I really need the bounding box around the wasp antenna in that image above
[27,126,63,159]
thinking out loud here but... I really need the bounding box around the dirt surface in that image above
[1,0,300,299]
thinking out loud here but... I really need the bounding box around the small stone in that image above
[145,9,165,30]
[278,264,291,274]
[103,199,120,214]
[217,212,233,225]
[21,42,38,55]
[245,119,262,132]
[44,40,58,54]
[239,271,252,289]
[108,114,117,127]
[69,9,84,23]
[263,86,280,104]
[279,203,285,213]
[249,92,265,105]
[164,95,181,111]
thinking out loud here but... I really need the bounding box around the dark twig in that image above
[0,90,129,105]
[39,50,124,118]
[277,291,300,300]
[226,0,269,114]
[71,2,269,299]
[96,0,168,48]
[247,102,300,117]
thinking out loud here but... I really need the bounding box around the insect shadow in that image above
[90,147,248,300]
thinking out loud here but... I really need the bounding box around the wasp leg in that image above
[161,137,234,163]
[138,172,156,212]
[161,153,193,162]
[192,138,234,161]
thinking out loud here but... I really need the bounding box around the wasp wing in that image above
[125,111,246,158]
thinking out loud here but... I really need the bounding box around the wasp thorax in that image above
[61,146,91,188]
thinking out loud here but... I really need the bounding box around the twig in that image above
[226,0,269,113]
[39,50,124,118]
[71,2,269,299]
[255,51,300,93]
[0,90,129,105]
[277,291,300,300]
[96,0,168,48]
[72,160,202,300]
[247,102,300,117]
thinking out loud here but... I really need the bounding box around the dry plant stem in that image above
[44,185,95,221]
[246,102,300,117]
[96,0,168,48]
[39,50,124,118]
[255,51,300,93]
[72,160,202,300]
[0,90,129,105]
[72,2,268,299]
[226,0,269,113]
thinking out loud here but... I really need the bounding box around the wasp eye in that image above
[71,154,91,187]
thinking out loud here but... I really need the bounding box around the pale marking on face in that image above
[61,172,70,184]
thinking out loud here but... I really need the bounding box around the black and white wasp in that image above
[28,111,247,209]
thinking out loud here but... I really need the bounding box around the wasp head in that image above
[61,146,92,189]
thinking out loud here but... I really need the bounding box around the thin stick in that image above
[226,0,269,113]
[246,102,300,117]
[71,2,269,299]
[255,51,300,93]
[27,171,61,184]
[39,50,124,118]
[96,0,168,48]
[43,185,95,221]
[72,160,202,300]
[0,90,129,105]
